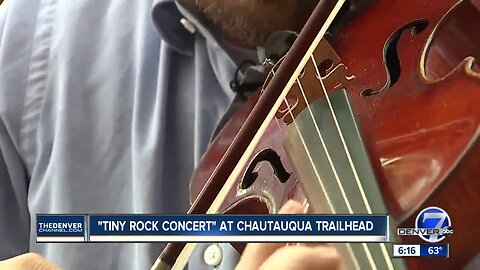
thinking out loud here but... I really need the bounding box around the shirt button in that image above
[203,244,223,267]
[180,18,196,34]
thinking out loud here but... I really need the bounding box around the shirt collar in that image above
[151,0,296,90]
[151,0,258,65]
[151,0,193,55]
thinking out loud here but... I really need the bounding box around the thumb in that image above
[0,253,61,270]
[235,200,305,270]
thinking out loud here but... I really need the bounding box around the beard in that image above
[196,0,319,48]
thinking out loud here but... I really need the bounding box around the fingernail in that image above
[279,200,304,214]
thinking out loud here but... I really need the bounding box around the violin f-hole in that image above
[241,149,291,190]
[361,19,429,96]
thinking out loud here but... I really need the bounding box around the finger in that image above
[0,253,61,270]
[276,200,305,215]
[259,245,341,270]
[235,200,304,270]
[290,242,327,248]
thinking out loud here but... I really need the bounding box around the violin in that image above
[154,0,480,269]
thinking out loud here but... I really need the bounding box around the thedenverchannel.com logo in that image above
[397,206,454,243]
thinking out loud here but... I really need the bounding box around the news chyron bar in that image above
[36,208,452,259]
[36,214,389,243]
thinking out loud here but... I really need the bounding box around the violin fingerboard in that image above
[283,88,406,270]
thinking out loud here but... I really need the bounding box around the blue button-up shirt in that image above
[0,0,254,268]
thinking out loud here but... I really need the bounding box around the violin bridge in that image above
[275,38,355,125]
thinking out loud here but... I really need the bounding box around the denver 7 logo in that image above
[415,207,452,243]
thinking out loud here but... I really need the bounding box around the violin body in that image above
[189,0,480,269]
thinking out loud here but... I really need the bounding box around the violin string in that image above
[302,55,393,269]
[310,56,394,269]
[295,77,354,213]
[310,56,373,213]
[272,72,334,213]
[293,77,377,270]
[278,77,359,269]
[269,71,358,267]
[301,198,309,213]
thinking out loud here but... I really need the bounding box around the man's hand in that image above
[236,200,341,270]
[0,253,60,270]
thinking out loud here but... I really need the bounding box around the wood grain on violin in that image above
[157,1,480,269]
